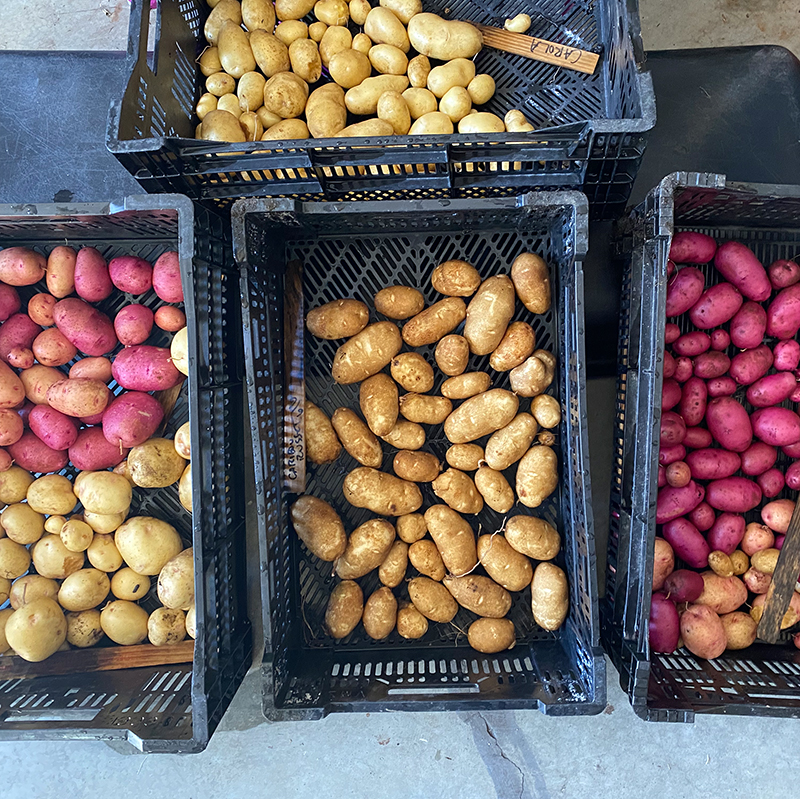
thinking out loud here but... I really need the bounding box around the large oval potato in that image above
[332,322,402,384]
[512,252,551,314]
[114,517,183,576]
[504,515,560,560]
[397,600,428,638]
[484,413,538,470]
[363,586,397,640]
[335,518,395,579]
[391,352,434,393]
[359,374,399,437]
[250,30,291,77]
[218,20,257,79]
[402,87,438,119]
[399,393,452,425]
[408,13,483,60]
[46,378,110,418]
[305,83,348,138]
[444,389,519,443]
[74,471,132,515]
[345,74,409,115]
[364,6,409,51]
[464,276,515,355]
[435,334,469,376]
[319,25,352,66]
[128,438,186,488]
[263,71,310,119]
[490,321,536,371]
[446,443,484,471]
[531,562,568,631]
[325,580,363,638]
[409,539,446,580]
[474,466,514,513]
[393,450,441,482]
[408,576,457,622]
[9,574,58,609]
[369,43,408,75]
[468,617,515,653]
[441,372,491,400]
[402,298,466,347]
[307,299,369,339]
[305,400,342,464]
[374,285,424,320]
[291,495,347,561]
[31,534,83,579]
[380,419,425,450]
[477,534,532,591]
[432,468,483,514]
[431,260,480,297]
[288,38,322,83]
[444,574,511,618]
[424,504,477,575]
[343,467,422,515]
[57,568,110,612]
[516,446,558,508]
[86,533,123,571]
[205,0,243,45]
[5,598,66,662]
[331,408,383,467]
[396,513,427,543]
[378,539,408,587]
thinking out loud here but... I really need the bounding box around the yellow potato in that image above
[505,109,534,132]
[441,372,491,400]
[218,20,257,79]
[128,438,186,488]
[377,90,411,134]
[31,535,83,579]
[0,607,11,653]
[289,38,322,83]
[370,44,408,75]
[444,574,511,618]
[290,495,347,561]
[352,32,372,54]
[276,0,315,20]
[490,321,536,371]
[332,321,402,384]
[263,71,310,119]
[477,534,532,592]
[238,71,267,112]
[58,569,110,612]
[409,539,445,580]
[343,467,422,515]
[396,513,427,544]
[204,0,243,46]
[435,334,469,376]
[393,450,441,482]
[199,47,222,77]
[274,20,309,46]
[349,0,370,25]
[66,609,103,648]
[439,87,472,122]
[424,504,477,575]
[100,600,149,646]
[360,374,399,437]
[408,13,483,60]
[484,413,538,470]
[335,518,396,579]
[380,419,425,450]
[111,567,150,601]
[751,548,780,575]
[148,607,187,646]
[468,617,515,653]
[444,389,519,444]
[0,467,34,505]
[374,285,424,320]
[446,443,484,471]
[4,598,67,662]
[380,0,421,25]
[339,119,395,137]
[531,562,568,631]
[9,574,58,609]
[720,611,757,650]
[345,75,409,116]
[364,7,409,52]
[708,550,734,577]
[239,110,263,140]
[84,510,126,535]
[408,576,457,622]
[431,259,480,297]
[458,112,505,134]
[464,275,515,355]
[250,30,291,77]
[427,59,476,99]
[115,517,183,576]
[170,326,189,376]
[409,111,453,135]
[157,548,195,609]
[319,25,352,66]
[262,118,310,140]
[530,394,561,429]
[257,106,283,128]
[196,92,218,120]
[397,600,428,638]
[0,577,9,604]
[44,515,66,535]
[201,109,246,142]
[74,471,132,515]
[217,92,243,117]
[402,88,438,119]
[379,539,408,587]
[331,408,383,467]
[185,605,197,639]
[86,533,123,571]
[363,586,398,640]
[432,468,483,514]
[505,514,560,560]
[468,74,495,105]
[2,502,44,545]
[407,54,431,88]
[309,21,327,41]
[325,580,363,638]
[516,446,558,508]
[315,0,349,26]
[402,297,466,347]
[511,252,551,314]
[730,550,750,575]
[60,519,94,553]
[243,0,276,30]
[474,466,514,514]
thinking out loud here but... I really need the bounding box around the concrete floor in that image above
[1,1,800,797]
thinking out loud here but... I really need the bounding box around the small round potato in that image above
[721,610,757,650]
[60,519,94,553]
[199,47,222,77]
[431,259,480,297]
[58,569,110,612]
[360,374,399,437]
[484,413,538,471]
[425,504,478,574]
[115,517,183,576]
[441,372,491,400]
[402,87,438,119]
[66,609,103,648]
[474,466,515,514]
[112,568,151,601]
[409,539,445,580]
[435,334,470,376]
[446,443,484,471]
[325,580,363,638]
[374,285,424,320]
[291,495,347,561]
[531,562,568,631]
[274,20,309,46]
[730,550,750,575]
[477,534,532,592]
[305,400,342,465]
[377,90,411,135]
[335,519,396,580]
[101,600,149,646]
[396,513,427,544]
[464,276,515,355]
[87,534,123,572]
[148,608,187,646]
[378,540,408,588]
[197,92,218,120]
[352,32,372,54]
[2,502,45,545]
[408,576,457,622]
[467,74,496,105]
[468,617,515,653]
[9,574,58,609]
[0,466,34,505]
[128,438,187,488]
[397,600,428,639]
[206,72,236,97]
[510,351,555,397]
[343,467,422,516]
[331,407,383,467]
[505,514,560,560]
[157,548,195,609]
[31,534,83,579]
[393,450,441,482]
[217,93,243,118]
[490,321,536,371]
[44,515,67,535]
[263,71,310,119]
[407,54,431,88]
[363,586,397,640]
[391,352,435,393]
[511,252,551,314]
[250,30,291,77]
[380,420,426,450]
[309,21,327,41]
[444,573,511,618]
[439,87,472,122]
[5,598,67,662]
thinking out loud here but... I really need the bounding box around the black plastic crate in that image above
[602,172,800,722]
[107,0,655,218]
[235,192,604,719]
[0,197,251,752]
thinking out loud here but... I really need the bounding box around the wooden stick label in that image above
[284,260,306,493]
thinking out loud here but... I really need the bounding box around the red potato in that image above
[740,442,777,476]
[746,372,796,408]
[112,345,183,391]
[0,314,41,364]
[0,247,46,285]
[28,405,79,451]
[656,481,705,525]
[766,284,800,339]
[773,339,800,371]
[660,411,686,445]
[683,427,713,449]
[706,477,762,513]
[664,569,705,603]
[783,441,800,457]
[670,232,717,264]
[775,534,785,550]
[0,284,21,322]
[673,356,693,382]
[666,462,691,488]
[693,352,731,379]
[665,267,705,317]
[710,330,730,351]
[662,517,710,568]
[7,348,33,369]
[685,448,740,480]
[659,444,686,466]
[46,245,77,298]
[714,241,771,301]
[706,376,737,398]
[679,377,707,427]
[0,449,10,471]
[154,306,186,332]
[69,357,113,382]
[663,351,676,379]
[649,592,679,653]
[7,430,68,473]
[681,604,726,659]
[68,427,129,471]
[667,260,676,277]
[751,407,800,446]
[729,301,767,349]
[748,517,779,548]
[757,468,785,499]
[32,329,77,367]
[743,567,771,594]
[80,410,106,426]
[102,392,164,448]
[153,251,184,303]
[673,331,710,357]
[689,283,743,330]
[46,379,110,419]
[74,248,113,302]
[28,294,56,327]
[108,256,153,295]
[114,305,154,346]
[707,513,745,554]
[652,537,675,591]
[662,379,682,411]
[664,323,680,344]
[785,461,800,491]
[53,299,117,357]
[706,396,752,452]
[730,345,773,386]
[768,258,800,289]
[20,364,63,405]
[790,384,800,402]
[0,409,23,446]
[657,466,666,487]
[696,571,748,615]
[689,501,715,532]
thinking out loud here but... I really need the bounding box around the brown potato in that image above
[363,586,397,639]
[307,298,369,339]
[359,374,399,437]
[504,515,560,560]
[243,0,276,30]
[443,389,519,444]
[399,393,452,425]
[402,298,466,347]
[408,576,457,622]
[331,408,383,467]
[290,495,347,561]
[516,446,558,508]
[431,260,481,297]
[396,513,427,543]
[511,252,551,314]
[531,562,568,631]
[474,466,515,514]
[379,540,408,587]
[0,467,34,505]
[391,352,434,393]
[325,580,363,638]
[510,350,555,397]
[250,30,291,77]
[397,600,428,638]
[468,617,515,653]
[332,322,402,384]
[393,450,441,482]
[380,420,425,450]
[443,574,511,618]
[720,610,757,650]
[335,518,395,579]
[343,467,422,515]
[432,468,483,514]
[489,321,536,371]
[446,443,484,471]
[441,372,491,400]
[424,504,477,575]
[435,334,470,376]
[409,540,445,580]
[464,276,515,355]
[484,413,538,471]
[306,400,342,465]
[530,394,561,429]
[477,534,532,591]
[374,285,425,320]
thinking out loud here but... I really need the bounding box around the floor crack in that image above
[477,712,526,799]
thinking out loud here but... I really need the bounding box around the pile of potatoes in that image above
[196,0,536,142]
[294,252,570,654]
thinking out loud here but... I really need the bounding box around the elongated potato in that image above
[379,539,408,587]
[219,20,257,79]
[408,576,457,622]
[477,534,532,591]
[424,504,477,574]
[517,446,558,508]
[512,252,551,314]
[343,467,422,515]
[407,53,430,88]
[397,600,428,638]
[408,13,483,60]
[431,260,481,297]
[484,413,538,470]
[504,515,560,560]
[396,513,427,543]
[474,466,514,514]
[380,419,425,450]
[444,574,511,618]
[402,298,466,347]
[325,580,363,638]
[305,400,341,464]
[399,393,452,425]
[393,450,441,482]
[359,374,399,437]
[468,617,515,653]
[332,321,402,384]
[345,74,409,115]
[291,495,347,561]
[464,276,515,355]
[363,586,397,639]
[391,352,434,393]
[435,334,469,376]
[364,6,410,51]
[490,321,536,371]
[331,408,383,467]
[335,518,395,579]
[307,298,369,339]
[446,443,484,471]
[444,389,519,444]
[409,539,445,580]
[441,372,491,400]
[374,285,424,319]
[531,562,568,630]
[432,468,483,514]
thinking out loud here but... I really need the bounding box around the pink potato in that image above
[784,441,800,458]
[673,356,693,382]
[666,462,691,488]
[751,407,800,446]
[743,567,771,594]
[689,283,743,330]
[667,260,676,277]
[775,534,785,550]
[714,241,772,302]
[710,329,730,351]
[7,348,33,369]
[681,604,726,659]
[658,466,666,487]
[659,443,686,466]
[7,430,68,473]
[679,377,707,427]
[652,537,675,591]
[740,442,777,476]
[768,258,800,290]
[757,468,784,498]
[706,477,762,513]
[102,391,164,448]
[685,448,740,480]
[656,481,705,525]
[673,332,710,357]
[68,427,129,471]
[152,251,184,303]
[785,461,800,491]
[663,351,676,379]
[0,313,42,363]
[730,344,773,386]
[649,592,679,653]
[114,304,154,346]
[20,364,63,405]
[669,232,717,264]
[663,569,705,603]
[69,357,113,382]
[664,323,681,344]
[707,512,745,554]
[0,408,23,446]
[773,339,800,371]
[108,256,153,295]
[154,306,186,332]
[792,384,800,402]
[729,301,767,350]
[53,299,117,357]
[46,379,110,419]
[683,427,712,449]
[74,247,113,302]
[27,294,56,327]
[693,351,730,379]
[706,376,737,398]
[665,267,705,317]
[0,247,46,285]
[46,245,77,298]
[660,411,686,445]
[661,517,710,568]
[689,501,715,532]
[746,372,796,408]
[112,345,183,391]
[32,328,77,368]
[0,284,21,322]
[696,571,748,615]
[28,405,79,451]
[747,518,779,549]
[0,361,25,410]
[706,396,752,452]
[80,410,106,426]
[0,448,10,471]
[662,379,682,411]
[766,284,800,339]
